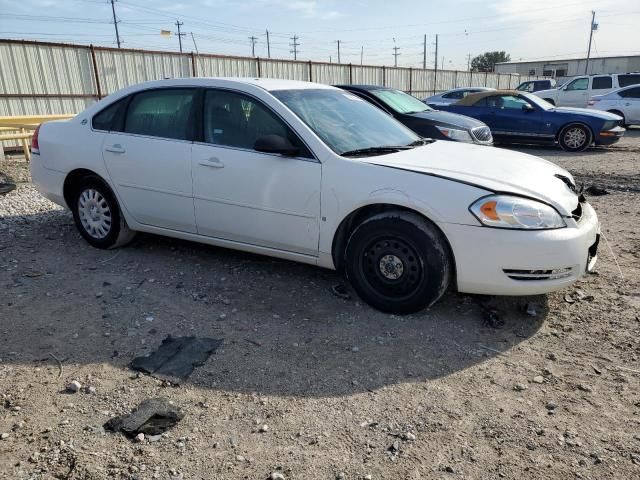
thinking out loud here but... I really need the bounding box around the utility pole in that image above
[335,40,341,64]
[433,34,439,95]
[266,30,271,58]
[290,34,300,60]
[360,46,363,65]
[249,35,258,57]
[434,34,438,72]
[466,53,471,71]
[175,20,185,53]
[392,38,400,67]
[423,34,427,69]
[110,0,121,48]
[585,10,597,75]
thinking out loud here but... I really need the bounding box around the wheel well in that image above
[607,109,624,118]
[556,122,594,142]
[63,169,107,208]
[331,204,457,287]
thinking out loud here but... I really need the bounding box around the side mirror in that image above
[254,134,300,157]
[522,104,535,112]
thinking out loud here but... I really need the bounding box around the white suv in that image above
[534,73,640,107]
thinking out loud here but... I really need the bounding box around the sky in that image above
[1,0,640,69]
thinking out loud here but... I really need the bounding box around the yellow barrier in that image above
[0,114,74,161]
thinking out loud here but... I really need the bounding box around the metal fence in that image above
[0,38,543,117]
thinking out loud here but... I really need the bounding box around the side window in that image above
[565,78,589,91]
[92,97,127,131]
[619,87,640,98]
[499,95,530,109]
[203,90,312,159]
[123,89,195,140]
[618,75,640,88]
[443,91,463,99]
[592,76,612,90]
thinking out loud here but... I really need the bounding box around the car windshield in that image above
[369,89,433,114]
[272,89,420,155]
[522,93,555,111]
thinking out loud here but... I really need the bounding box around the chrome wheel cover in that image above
[78,189,112,239]
[564,127,587,149]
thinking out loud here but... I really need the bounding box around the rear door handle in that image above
[199,157,224,168]
[105,144,125,154]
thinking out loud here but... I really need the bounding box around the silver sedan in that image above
[587,84,640,126]
[423,87,495,107]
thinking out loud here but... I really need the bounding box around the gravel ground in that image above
[1,131,639,480]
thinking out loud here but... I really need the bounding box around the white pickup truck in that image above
[534,73,640,107]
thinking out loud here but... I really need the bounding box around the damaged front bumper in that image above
[442,201,599,296]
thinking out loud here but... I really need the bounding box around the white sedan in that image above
[31,78,599,314]
[587,84,640,126]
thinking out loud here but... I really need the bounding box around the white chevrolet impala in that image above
[31,78,600,313]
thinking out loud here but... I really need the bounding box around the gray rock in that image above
[532,376,544,384]
[66,380,82,393]
[514,383,528,391]
[271,473,286,480]
[0,433,9,440]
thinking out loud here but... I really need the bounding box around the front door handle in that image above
[105,144,125,154]
[199,157,224,168]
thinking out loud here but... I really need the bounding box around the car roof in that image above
[118,77,336,92]
[455,89,521,106]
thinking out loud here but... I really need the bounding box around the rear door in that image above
[102,88,197,233]
[591,75,614,98]
[559,77,589,106]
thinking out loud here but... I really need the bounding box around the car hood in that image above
[534,88,558,97]
[552,106,620,120]
[408,109,486,129]
[363,141,579,214]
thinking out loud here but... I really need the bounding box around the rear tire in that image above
[558,123,592,152]
[344,212,451,314]
[71,175,135,249]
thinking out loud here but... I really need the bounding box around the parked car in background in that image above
[438,90,624,151]
[516,79,556,93]
[534,73,640,107]
[423,87,495,107]
[337,84,493,145]
[587,84,640,126]
[31,78,600,314]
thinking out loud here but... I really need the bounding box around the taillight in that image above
[31,124,41,154]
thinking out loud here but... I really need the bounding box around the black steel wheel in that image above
[344,211,451,314]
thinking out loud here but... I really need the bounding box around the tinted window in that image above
[203,89,312,158]
[442,91,464,99]
[475,95,530,109]
[92,98,127,131]
[124,89,195,140]
[516,82,533,92]
[619,87,640,98]
[272,89,419,155]
[592,76,612,89]
[566,78,589,91]
[618,74,640,88]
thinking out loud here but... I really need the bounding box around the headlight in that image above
[470,195,566,230]
[436,126,473,143]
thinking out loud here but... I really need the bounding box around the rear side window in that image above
[619,87,640,98]
[592,76,612,89]
[124,89,196,140]
[618,74,640,88]
[443,91,464,99]
[92,98,127,131]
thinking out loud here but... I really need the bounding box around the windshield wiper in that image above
[407,138,435,146]
[340,145,413,157]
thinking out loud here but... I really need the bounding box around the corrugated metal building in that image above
[495,55,640,79]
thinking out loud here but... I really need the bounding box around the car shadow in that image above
[0,210,547,397]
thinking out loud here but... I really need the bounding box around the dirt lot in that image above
[1,132,639,480]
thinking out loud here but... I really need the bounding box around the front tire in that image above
[71,176,135,249]
[558,124,592,152]
[344,212,451,314]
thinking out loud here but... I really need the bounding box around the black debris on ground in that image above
[130,335,223,384]
[585,185,609,196]
[330,283,352,300]
[104,397,185,438]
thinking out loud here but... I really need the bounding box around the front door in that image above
[103,87,197,233]
[191,88,321,255]
[559,77,589,107]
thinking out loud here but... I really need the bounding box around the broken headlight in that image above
[470,195,566,230]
